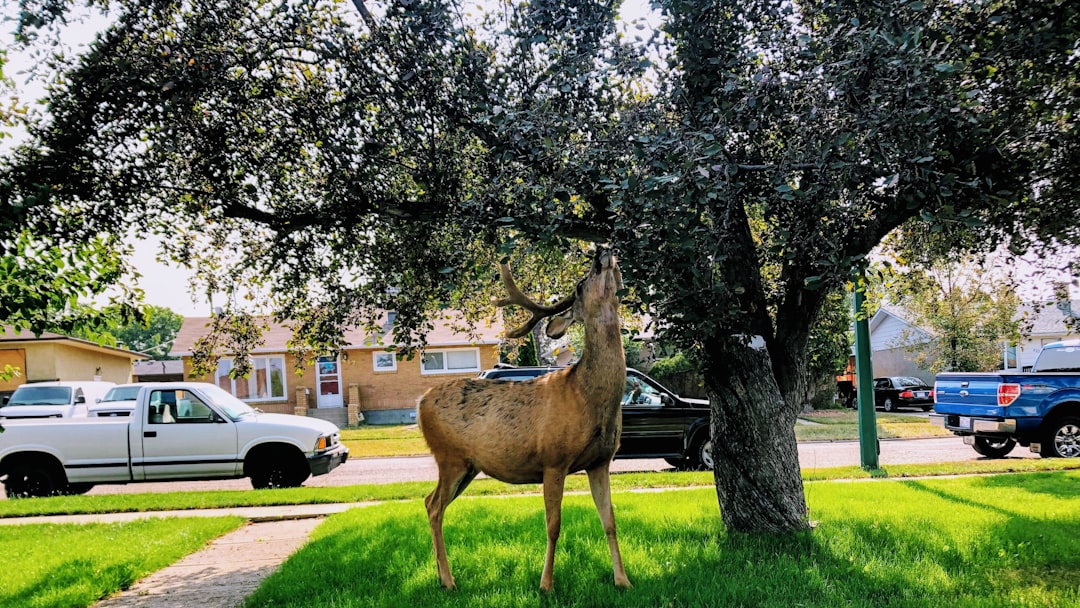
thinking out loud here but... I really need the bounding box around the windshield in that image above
[102,386,141,402]
[198,384,257,420]
[1033,346,1080,372]
[893,377,926,388]
[6,386,72,406]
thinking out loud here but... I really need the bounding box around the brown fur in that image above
[418,251,632,592]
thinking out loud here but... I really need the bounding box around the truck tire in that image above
[250,455,309,489]
[972,437,1017,458]
[882,398,896,412]
[689,434,714,471]
[1040,416,1080,458]
[3,462,61,498]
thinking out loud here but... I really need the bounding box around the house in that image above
[170,312,503,426]
[866,306,936,384]
[1006,300,1080,371]
[865,300,1080,381]
[0,327,145,400]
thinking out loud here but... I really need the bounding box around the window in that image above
[373,351,397,372]
[421,348,481,375]
[147,389,216,424]
[622,377,663,407]
[216,356,287,401]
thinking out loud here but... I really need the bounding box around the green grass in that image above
[0,516,244,607]
[341,416,952,456]
[796,411,953,441]
[246,472,1080,607]
[340,424,429,458]
[2,459,1078,519]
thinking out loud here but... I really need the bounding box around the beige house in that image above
[0,327,144,396]
[170,312,503,426]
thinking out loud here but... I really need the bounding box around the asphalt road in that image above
[67,436,1039,497]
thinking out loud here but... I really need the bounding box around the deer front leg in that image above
[540,468,567,592]
[425,460,475,590]
[587,465,632,588]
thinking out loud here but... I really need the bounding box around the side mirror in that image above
[660,393,673,406]
[1,396,8,406]
[213,413,227,423]
[95,398,102,403]
[75,395,86,404]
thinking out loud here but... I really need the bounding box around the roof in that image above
[0,326,148,360]
[1016,300,1080,336]
[170,311,503,356]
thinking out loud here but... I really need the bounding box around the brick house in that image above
[170,312,503,426]
[1,327,144,400]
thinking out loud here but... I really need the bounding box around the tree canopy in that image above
[3,0,1078,534]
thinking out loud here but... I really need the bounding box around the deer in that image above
[417,249,631,592]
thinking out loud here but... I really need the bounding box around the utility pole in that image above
[853,270,879,469]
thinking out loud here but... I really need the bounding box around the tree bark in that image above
[703,336,809,533]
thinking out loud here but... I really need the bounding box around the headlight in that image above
[315,434,338,451]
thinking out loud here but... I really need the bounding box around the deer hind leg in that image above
[586,464,632,588]
[539,468,568,592]
[425,458,477,590]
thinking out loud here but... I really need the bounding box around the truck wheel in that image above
[1040,417,1080,458]
[972,437,1017,458]
[3,463,60,498]
[882,398,896,412]
[251,457,309,489]
[689,435,714,471]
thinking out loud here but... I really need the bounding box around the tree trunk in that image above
[703,336,809,533]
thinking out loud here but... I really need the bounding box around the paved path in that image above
[95,518,323,608]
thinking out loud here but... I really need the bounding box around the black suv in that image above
[477,366,713,469]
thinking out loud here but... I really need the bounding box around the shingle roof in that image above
[170,311,503,356]
[0,326,148,359]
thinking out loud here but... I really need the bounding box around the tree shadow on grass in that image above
[246,484,1080,608]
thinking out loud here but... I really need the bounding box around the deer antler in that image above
[495,262,576,339]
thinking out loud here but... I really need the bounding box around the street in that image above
[72,436,1039,497]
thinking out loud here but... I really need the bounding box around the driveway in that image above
[61,436,1038,497]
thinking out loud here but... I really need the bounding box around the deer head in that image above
[497,249,623,339]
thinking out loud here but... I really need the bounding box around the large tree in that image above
[3,0,1078,534]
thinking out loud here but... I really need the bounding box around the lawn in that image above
[0,516,244,608]
[246,471,1080,607]
[2,459,1078,519]
[797,411,953,441]
[340,414,951,457]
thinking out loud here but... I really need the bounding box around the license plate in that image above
[957,416,972,429]
[915,391,928,398]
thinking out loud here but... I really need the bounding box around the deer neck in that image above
[575,306,626,406]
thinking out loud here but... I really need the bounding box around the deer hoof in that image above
[439,577,457,591]
[615,577,633,589]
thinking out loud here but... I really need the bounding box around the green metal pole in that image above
[853,270,879,469]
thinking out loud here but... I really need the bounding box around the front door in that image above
[316,355,343,408]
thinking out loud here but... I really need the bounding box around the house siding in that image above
[8,342,134,384]
[182,345,500,418]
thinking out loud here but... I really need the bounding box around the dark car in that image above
[873,376,935,412]
[477,365,713,469]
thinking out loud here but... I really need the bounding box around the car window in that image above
[874,379,891,389]
[7,386,72,406]
[894,377,924,388]
[148,389,217,424]
[103,386,141,402]
[623,378,663,406]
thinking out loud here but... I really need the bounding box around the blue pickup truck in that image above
[931,339,1080,458]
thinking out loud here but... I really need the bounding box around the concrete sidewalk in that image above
[0,501,375,526]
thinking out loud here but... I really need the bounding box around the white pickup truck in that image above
[0,382,349,498]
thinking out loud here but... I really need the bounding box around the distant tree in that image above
[73,305,184,360]
[888,254,1021,373]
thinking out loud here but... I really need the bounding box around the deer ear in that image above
[545,310,575,338]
